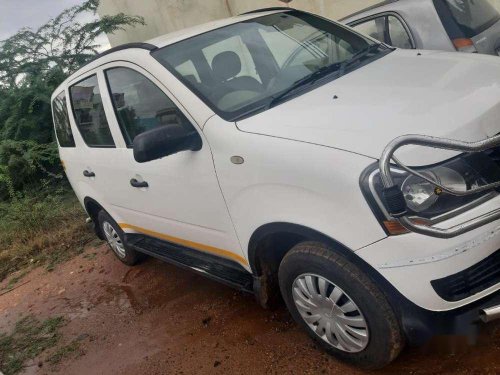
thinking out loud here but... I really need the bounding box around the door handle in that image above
[83,170,95,178]
[130,178,149,188]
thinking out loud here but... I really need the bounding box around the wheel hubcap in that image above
[103,221,126,259]
[292,274,369,353]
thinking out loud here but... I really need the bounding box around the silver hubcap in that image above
[292,274,369,353]
[103,221,126,259]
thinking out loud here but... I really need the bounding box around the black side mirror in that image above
[133,124,202,163]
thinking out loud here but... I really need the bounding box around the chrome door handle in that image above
[130,178,148,188]
[83,170,95,177]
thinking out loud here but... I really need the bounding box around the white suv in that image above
[51,8,500,369]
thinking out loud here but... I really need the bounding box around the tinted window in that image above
[69,75,115,147]
[52,91,75,147]
[436,0,500,38]
[105,67,194,146]
[153,11,384,121]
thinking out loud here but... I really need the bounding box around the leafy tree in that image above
[0,0,144,199]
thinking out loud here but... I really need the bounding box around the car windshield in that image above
[152,11,389,121]
[442,0,500,37]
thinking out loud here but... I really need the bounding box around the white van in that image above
[51,8,500,369]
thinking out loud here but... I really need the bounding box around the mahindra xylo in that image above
[51,8,500,369]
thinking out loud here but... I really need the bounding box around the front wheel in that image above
[98,210,144,266]
[279,241,404,369]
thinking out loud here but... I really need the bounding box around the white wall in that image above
[99,0,500,47]
[98,0,380,46]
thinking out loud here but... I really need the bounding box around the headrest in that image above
[211,51,242,82]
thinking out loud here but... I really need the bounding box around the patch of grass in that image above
[0,315,65,375]
[47,339,81,365]
[3,270,29,292]
[0,192,97,281]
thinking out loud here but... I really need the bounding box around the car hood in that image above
[236,49,500,165]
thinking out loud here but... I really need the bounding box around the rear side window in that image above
[435,0,500,38]
[105,67,194,146]
[69,74,115,147]
[52,91,75,147]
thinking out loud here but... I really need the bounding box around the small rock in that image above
[76,333,89,341]
[202,316,212,327]
[213,360,221,368]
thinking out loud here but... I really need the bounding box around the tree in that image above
[0,0,144,87]
[0,0,144,198]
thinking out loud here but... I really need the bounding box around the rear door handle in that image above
[130,178,149,188]
[83,170,95,177]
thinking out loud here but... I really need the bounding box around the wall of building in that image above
[98,0,380,46]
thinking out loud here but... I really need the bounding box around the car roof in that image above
[52,9,293,97]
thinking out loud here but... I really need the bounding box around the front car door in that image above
[92,61,247,268]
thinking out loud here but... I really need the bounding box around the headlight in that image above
[360,150,500,235]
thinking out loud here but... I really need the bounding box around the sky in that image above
[0,0,110,50]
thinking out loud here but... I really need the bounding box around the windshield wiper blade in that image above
[337,43,385,76]
[268,63,342,108]
[267,44,386,110]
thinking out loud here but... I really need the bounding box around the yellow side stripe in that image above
[118,223,249,267]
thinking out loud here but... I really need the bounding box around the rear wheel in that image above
[278,241,404,369]
[98,210,144,266]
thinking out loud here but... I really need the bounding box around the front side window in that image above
[52,91,75,147]
[387,16,413,49]
[352,15,413,49]
[352,17,386,43]
[105,67,195,146]
[69,74,115,147]
[153,10,390,121]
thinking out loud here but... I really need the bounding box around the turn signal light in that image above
[452,38,477,53]
[383,218,430,235]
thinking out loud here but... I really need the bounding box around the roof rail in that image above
[92,42,157,60]
[240,7,293,16]
[78,42,157,70]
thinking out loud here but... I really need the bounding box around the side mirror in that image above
[133,124,202,163]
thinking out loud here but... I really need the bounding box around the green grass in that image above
[0,315,65,375]
[0,192,98,282]
[2,270,29,292]
[47,339,82,365]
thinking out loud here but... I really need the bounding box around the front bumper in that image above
[356,194,500,311]
[356,193,500,344]
[399,289,500,345]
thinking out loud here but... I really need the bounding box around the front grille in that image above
[431,249,500,302]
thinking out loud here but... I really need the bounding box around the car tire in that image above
[98,210,144,266]
[278,241,404,369]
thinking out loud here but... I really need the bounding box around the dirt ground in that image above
[1,244,499,375]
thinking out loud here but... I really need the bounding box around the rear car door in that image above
[66,71,126,213]
[97,62,247,267]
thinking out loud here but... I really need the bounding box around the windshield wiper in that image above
[268,63,343,108]
[267,44,386,109]
[336,43,386,77]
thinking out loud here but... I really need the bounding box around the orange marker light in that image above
[383,218,430,235]
[452,38,476,53]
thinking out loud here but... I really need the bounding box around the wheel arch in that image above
[83,197,106,239]
[248,222,402,312]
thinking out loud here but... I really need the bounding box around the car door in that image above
[67,71,127,213]
[97,62,247,267]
